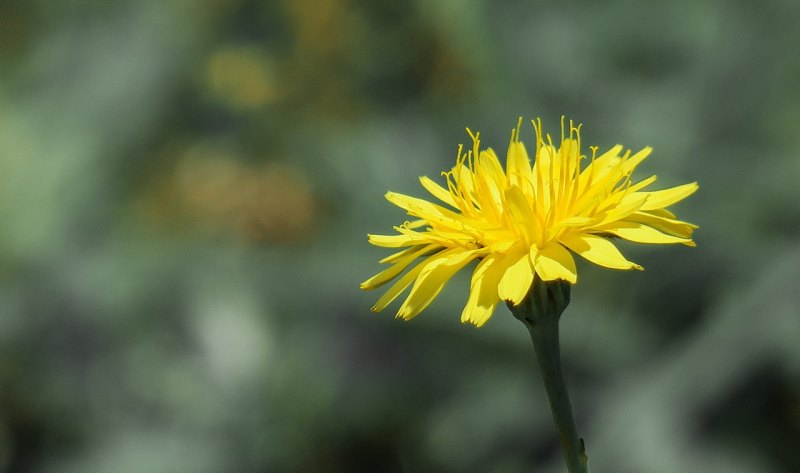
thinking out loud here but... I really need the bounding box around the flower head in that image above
[362,118,698,326]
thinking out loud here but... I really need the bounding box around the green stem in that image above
[508,280,588,473]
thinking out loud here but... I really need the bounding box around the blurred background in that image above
[0,0,799,472]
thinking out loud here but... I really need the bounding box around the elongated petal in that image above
[506,141,532,187]
[647,208,677,219]
[637,182,699,210]
[453,164,476,201]
[627,175,657,193]
[361,257,417,291]
[596,194,649,225]
[419,176,457,208]
[461,254,505,327]
[532,144,555,208]
[534,244,578,283]
[597,221,695,246]
[362,244,440,290]
[555,216,596,228]
[393,226,480,248]
[396,249,480,320]
[560,233,642,270]
[473,149,506,215]
[368,234,419,248]
[489,239,517,252]
[497,249,534,305]
[628,211,698,239]
[371,257,430,312]
[621,147,652,174]
[378,245,420,264]
[478,149,506,184]
[503,186,536,243]
[385,192,466,229]
[579,144,623,186]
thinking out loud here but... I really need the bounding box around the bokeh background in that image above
[1,1,799,472]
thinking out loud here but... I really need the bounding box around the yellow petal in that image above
[503,186,536,244]
[403,219,427,229]
[579,144,623,185]
[461,254,505,327]
[419,176,457,208]
[573,149,627,211]
[621,147,652,174]
[534,244,577,283]
[472,149,506,215]
[597,221,695,246]
[557,137,582,206]
[396,249,479,320]
[555,216,596,228]
[392,225,483,249]
[489,239,516,253]
[368,234,419,248]
[506,140,532,187]
[453,164,476,200]
[532,144,555,208]
[478,148,506,185]
[362,244,440,290]
[560,233,642,270]
[497,249,534,305]
[378,245,420,264]
[626,175,657,193]
[628,211,698,239]
[371,257,430,312]
[596,193,649,225]
[637,182,699,211]
[385,192,465,229]
[647,208,677,219]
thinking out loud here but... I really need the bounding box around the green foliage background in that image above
[0,1,799,472]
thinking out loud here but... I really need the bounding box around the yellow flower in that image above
[362,118,698,326]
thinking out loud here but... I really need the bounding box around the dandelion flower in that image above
[362,118,698,326]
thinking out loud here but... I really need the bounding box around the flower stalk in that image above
[508,279,588,473]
